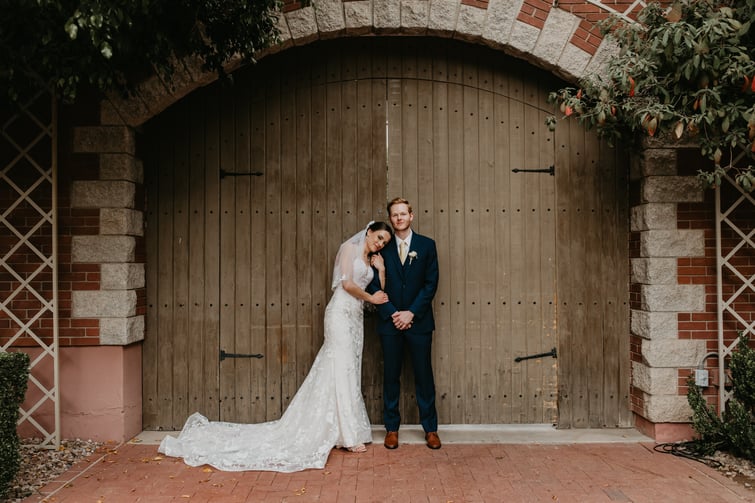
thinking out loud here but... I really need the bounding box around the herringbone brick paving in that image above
[22,440,753,502]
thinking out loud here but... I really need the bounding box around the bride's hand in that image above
[370,291,389,304]
[370,253,385,271]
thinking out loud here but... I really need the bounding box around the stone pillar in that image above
[630,144,707,440]
[70,128,145,345]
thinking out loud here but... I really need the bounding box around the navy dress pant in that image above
[380,330,438,433]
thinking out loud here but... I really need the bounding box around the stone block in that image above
[482,0,521,48]
[508,20,539,54]
[99,99,128,127]
[641,284,705,312]
[101,263,145,290]
[344,1,373,33]
[313,0,346,37]
[72,290,137,318]
[532,8,577,67]
[583,38,618,80]
[630,203,676,231]
[72,236,136,263]
[641,149,677,176]
[643,394,693,423]
[73,126,136,155]
[428,0,459,35]
[101,208,143,236]
[642,176,705,203]
[273,11,294,47]
[100,316,145,345]
[640,229,704,257]
[641,338,706,367]
[71,180,136,209]
[632,362,678,395]
[402,0,430,33]
[631,257,677,285]
[557,44,590,81]
[456,5,485,41]
[374,0,401,31]
[285,6,319,43]
[100,154,144,183]
[631,310,678,340]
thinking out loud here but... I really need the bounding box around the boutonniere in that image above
[407,251,417,265]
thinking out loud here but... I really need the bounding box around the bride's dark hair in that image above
[367,220,393,238]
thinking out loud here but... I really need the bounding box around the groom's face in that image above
[389,203,413,233]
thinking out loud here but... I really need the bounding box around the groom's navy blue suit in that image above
[369,232,439,433]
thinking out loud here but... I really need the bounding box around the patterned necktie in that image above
[399,241,407,264]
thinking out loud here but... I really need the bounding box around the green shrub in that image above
[688,335,755,462]
[0,351,30,499]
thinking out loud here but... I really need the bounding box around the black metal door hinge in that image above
[512,165,555,176]
[515,347,557,362]
[220,169,264,179]
[220,349,264,361]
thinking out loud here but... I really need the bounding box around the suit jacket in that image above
[369,231,439,336]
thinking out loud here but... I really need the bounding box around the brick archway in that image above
[101,0,655,128]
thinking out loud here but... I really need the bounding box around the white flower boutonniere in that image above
[407,251,418,265]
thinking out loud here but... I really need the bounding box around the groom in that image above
[369,197,441,450]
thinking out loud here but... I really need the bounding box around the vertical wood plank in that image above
[233,73,253,423]
[582,119,603,428]
[171,103,191,425]
[478,85,497,423]
[280,59,299,411]
[188,94,211,419]
[446,42,465,424]
[249,81,268,423]
[218,84,237,421]
[507,71,527,423]
[554,94,574,428]
[155,109,175,427]
[431,56,452,423]
[493,66,513,423]
[295,54,315,399]
[265,63,283,419]
[536,76,559,424]
[462,58,481,423]
[202,87,222,422]
[522,78,543,423]
[142,128,160,429]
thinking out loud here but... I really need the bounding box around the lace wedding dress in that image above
[158,243,373,472]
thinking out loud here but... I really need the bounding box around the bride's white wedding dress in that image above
[159,246,373,472]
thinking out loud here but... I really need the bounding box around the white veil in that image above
[331,221,373,290]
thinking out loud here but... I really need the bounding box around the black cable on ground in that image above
[654,441,723,468]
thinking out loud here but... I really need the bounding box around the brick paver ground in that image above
[21,440,753,502]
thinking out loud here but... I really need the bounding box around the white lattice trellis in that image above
[0,91,59,448]
[716,150,755,413]
[584,0,648,22]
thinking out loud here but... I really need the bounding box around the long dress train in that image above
[158,255,374,472]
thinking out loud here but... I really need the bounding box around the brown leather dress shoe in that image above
[425,431,441,449]
[384,431,399,449]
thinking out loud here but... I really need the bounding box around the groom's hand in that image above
[392,310,414,330]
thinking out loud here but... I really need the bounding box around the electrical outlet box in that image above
[695,369,709,387]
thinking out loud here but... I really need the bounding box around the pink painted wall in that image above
[16,344,142,443]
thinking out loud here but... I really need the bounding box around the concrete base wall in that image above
[17,345,142,443]
[634,414,696,444]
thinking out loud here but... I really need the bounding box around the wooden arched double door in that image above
[142,37,631,431]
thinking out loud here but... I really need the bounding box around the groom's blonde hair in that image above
[387,197,413,215]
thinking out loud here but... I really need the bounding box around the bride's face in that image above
[366,230,392,253]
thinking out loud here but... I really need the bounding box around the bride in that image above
[158,221,394,472]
